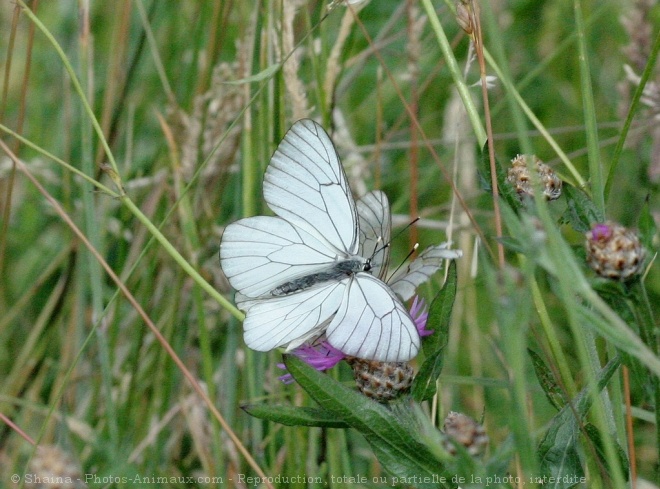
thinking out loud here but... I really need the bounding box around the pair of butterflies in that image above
[220,119,461,362]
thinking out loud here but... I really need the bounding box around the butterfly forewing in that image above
[220,215,343,299]
[264,119,359,255]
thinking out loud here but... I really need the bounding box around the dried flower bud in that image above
[456,0,474,35]
[585,222,646,280]
[506,154,562,201]
[26,445,87,489]
[443,411,489,457]
[347,358,414,402]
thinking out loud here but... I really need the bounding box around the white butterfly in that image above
[220,119,461,362]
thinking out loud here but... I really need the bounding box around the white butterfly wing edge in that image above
[390,244,463,301]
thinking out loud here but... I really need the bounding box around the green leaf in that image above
[638,195,657,253]
[538,357,621,487]
[422,260,458,356]
[537,415,584,489]
[559,183,604,233]
[583,423,629,481]
[411,349,443,403]
[221,63,282,84]
[241,404,349,428]
[528,349,567,411]
[284,355,456,488]
[412,261,457,402]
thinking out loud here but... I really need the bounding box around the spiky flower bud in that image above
[26,445,87,489]
[506,154,562,201]
[443,411,489,457]
[585,222,646,280]
[347,358,414,402]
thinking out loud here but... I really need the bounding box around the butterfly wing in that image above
[357,190,391,280]
[263,119,359,256]
[220,119,429,361]
[325,273,420,362]
[220,215,342,299]
[389,244,463,301]
[238,282,346,352]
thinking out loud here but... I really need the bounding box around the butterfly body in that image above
[271,258,368,296]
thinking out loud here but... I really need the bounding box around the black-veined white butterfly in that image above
[220,119,461,362]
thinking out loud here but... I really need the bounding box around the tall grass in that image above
[0,1,657,488]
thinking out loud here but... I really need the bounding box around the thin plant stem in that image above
[573,0,604,213]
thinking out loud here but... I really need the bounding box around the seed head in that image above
[506,154,562,201]
[26,445,86,489]
[585,221,646,281]
[443,411,489,457]
[347,358,414,402]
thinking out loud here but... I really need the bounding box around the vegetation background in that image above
[0,0,658,487]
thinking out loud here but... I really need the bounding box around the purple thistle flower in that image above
[590,223,613,241]
[410,296,432,337]
[277,342,346,384]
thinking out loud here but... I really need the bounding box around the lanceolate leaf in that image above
[411,349,443,403]
[638,196,656,257]
[528,349,567,411]
[241,404,349,428]
[412,261,458,402]
[538,357,622,488]
[583,423,629,481]
[560,183,604,233]
[478,142,522,212]
[284,355,455,489]
[537,415,584,489]
[422,260,458,356]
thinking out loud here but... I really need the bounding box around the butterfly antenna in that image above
[372,216,420,260]
[371,236,390,261]
[391,217,420,244]
[387,243,419,283]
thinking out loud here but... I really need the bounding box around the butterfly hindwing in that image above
[240,281,346,352]
[357,190,391,280]
[389,243,463,301]
[325,273,419,362]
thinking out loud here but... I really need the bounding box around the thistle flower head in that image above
[443,411,489,457]
[585,221,646,281]
[27,445,85,489]
[347,358,414,402]
[506,154,562,201]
